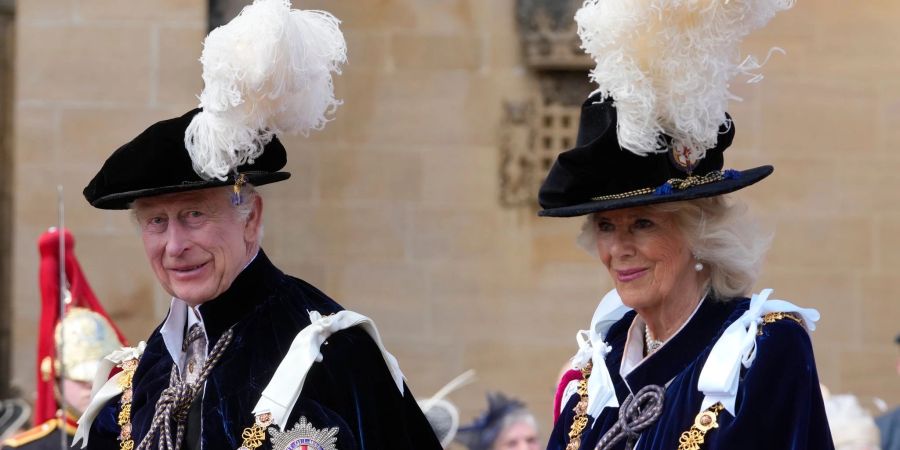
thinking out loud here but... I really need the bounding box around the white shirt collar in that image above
[158,250,258,369]
[160,299,207,371]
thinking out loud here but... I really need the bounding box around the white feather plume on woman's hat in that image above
[575,0,793,167]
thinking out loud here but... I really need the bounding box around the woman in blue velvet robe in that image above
[535,3,834,447]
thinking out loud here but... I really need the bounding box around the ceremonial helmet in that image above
[35,228,127,424]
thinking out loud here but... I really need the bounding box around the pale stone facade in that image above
[8,0,900,440]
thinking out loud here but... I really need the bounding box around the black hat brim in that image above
[538,165,772,217]
[88,171,291,210]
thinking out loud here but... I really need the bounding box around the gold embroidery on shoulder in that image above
[757,312,802,335]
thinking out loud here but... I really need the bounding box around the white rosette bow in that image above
[697,288,820,415]
[253,310,405,430]
[568,289,632,419]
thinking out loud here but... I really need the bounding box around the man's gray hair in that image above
[576,195,772,299]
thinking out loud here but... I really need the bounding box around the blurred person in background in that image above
[2,228,126,449]
[876,334,900,450]
[820,386,880,450]
[456,393,540,450]
[418,371,476,448]
[0,400,30,443]
[539,1,833,449]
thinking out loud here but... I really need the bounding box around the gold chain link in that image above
[677,402,724,450]
[117,358,139,450]
[564,362,593,450]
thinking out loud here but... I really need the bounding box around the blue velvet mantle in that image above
[547,297,834,450]
[87,250,441,450]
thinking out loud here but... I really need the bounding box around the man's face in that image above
[133,188,262,305]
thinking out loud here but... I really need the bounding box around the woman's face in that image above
[594,206,698,312]
[493,420,540,450]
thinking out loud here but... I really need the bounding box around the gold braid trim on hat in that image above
[591,170,739,202]
[565,361,592,450]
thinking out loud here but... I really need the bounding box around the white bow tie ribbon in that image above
[253,310,406,430]
[570,289,633,419]
[697,288,820,415]
[74,341,148,448]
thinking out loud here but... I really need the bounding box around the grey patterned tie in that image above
[182,323,207,385]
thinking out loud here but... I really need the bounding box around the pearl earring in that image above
[694,261,704,272]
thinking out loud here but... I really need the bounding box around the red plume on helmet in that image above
[35,228,127,425]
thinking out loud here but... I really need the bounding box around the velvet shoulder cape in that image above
[547,297,834,450]
[86,250,441,450]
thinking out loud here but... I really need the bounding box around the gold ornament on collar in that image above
[237,412,273,450]
[268,417,338,450]
[677,402,724,450]
[117,357,139,450]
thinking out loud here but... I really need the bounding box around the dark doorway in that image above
[0,0,15,398]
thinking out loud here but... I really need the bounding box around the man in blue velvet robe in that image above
[547,293,834,450]
[72,3,442,446]
[74,107,442,450]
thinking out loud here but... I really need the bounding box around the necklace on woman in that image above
[644,325,663,355]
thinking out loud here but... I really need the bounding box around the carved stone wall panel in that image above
[500,0,593,208]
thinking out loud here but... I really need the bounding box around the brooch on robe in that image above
[239,414,338,450]
[269,417,338,450]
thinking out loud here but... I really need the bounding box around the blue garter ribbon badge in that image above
[268,417,339,450]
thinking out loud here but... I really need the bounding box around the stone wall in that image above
[10,0,900,441]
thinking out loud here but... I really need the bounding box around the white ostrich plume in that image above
[185,0,347,181]
[575,0,793,162]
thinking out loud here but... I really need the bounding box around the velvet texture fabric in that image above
[86,251,441,450]
[82,109,290,210]
[547,298,834,450]
[537,94,772,217]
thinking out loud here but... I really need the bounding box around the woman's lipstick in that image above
[616,268,648,282]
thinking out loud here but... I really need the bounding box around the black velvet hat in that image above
[85,0,348,210]
[537,94,772,217]
[83,109,290,210]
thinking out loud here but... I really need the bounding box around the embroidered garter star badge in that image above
[268,417,339,450]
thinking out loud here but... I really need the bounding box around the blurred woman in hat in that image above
[456,393,540,450]
[544,1,833,449]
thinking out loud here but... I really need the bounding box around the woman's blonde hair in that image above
[576,195,772,299]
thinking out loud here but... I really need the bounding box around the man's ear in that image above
[244,194,263,244]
